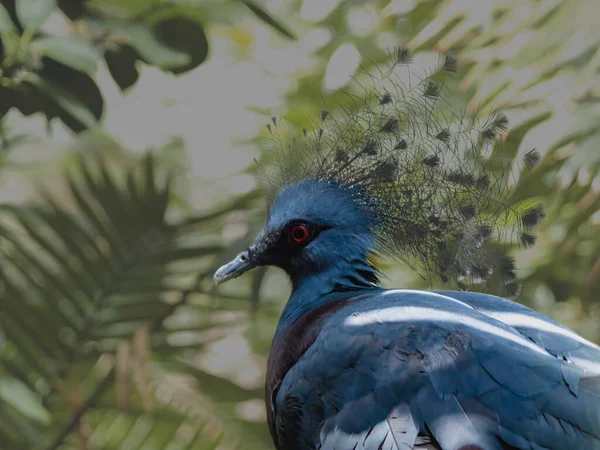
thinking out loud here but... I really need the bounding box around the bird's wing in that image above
[434,290,600,375]
[273,290,600,450]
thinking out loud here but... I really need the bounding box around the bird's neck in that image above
[276,254,380,334]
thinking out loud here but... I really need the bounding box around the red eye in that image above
[290,225,309,243]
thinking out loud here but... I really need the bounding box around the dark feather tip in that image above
[521,204,545,229]
[379,93,392,105]
[436,129,451,142]
[424,82,440,99]
[321,109,329,121]
[271,116,277,127]
[447,171,475,186]
[523,149,541,170]
[394,139,407,150]
[375,161,398,181]
[422,155,440,167]
[361,140,378,156]
[396,47,412,65]
[471,264,492,279]
[503,281,522,298]
[335,149,349,162]
[479,112,508,141]
[478,128,497,147]
[498,254,516,274]
[490,112,509,133]
[473,225,492,245]
[381,118,399,133]
[442,54,458,72]
[476,175,490,188]
[519,232,536,248]
[266,123,272,134]
[459,205,477,219]
[428,214,442,227]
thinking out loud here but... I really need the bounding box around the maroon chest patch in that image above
[265,297,353,442]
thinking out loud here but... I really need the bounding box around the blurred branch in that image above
[241,1,296,40]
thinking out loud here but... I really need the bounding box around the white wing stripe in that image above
[344,305,548,356]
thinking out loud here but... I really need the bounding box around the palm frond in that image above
[0,153,271,449]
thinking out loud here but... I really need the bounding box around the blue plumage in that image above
[214,50,600,449]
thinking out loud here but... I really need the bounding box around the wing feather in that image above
[273,291,600,450]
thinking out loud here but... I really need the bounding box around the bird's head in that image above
[213,179,378,286]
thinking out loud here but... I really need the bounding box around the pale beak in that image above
[213,251,255,285]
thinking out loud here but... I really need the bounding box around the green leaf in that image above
[0,4,17,33]
[0,377,50,424]
[127,23,190,69]
[105,45,139,91]
[40,58,104,132]
[3,206,99,298]
[0,398,47,447]
[23,72,98,129]
[241,0,296,40]
[152,17,209,75]
[33,36,101,75]
[16,0,56,31]
[86,0,159,19]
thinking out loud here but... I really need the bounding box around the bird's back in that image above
[271,290,600,450]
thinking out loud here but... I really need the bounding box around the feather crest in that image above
[260,49,543,297]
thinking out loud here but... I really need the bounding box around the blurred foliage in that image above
[0,152,271,449]
[0,0,293,135]
[0,0,598,449]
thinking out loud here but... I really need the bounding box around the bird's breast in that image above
[265,295,358,445]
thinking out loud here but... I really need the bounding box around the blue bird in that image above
[214,50,600,450]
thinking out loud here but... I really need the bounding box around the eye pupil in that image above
[291,225,309,243]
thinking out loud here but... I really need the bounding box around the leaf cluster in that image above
[0,0,294,134]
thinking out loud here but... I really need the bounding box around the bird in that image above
[213,49,600,450]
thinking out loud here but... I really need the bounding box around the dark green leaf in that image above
[105,45,140,91]
[37,58,104,131]
[126,22,190,69]
[0,318,57,381]
[0,377,51,424]
[35,200,117,288]
[23,72,98,130]
[0,247,82,331]
[33,36,101,75]
[7,207,99,297]
[152,17,209,74]
[0,82,59,121]
[0,399,46,447]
